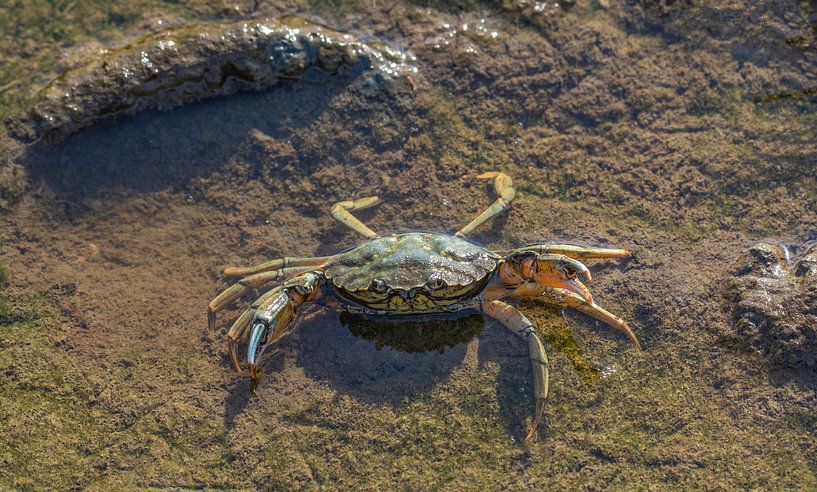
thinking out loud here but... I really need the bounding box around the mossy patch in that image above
[416,90,487,174]
[531,307,600,386]
[0,288,112,490]
[0,281,243,490]
[620,203,706,241]
[0,263,8,289]
[0,0,214,120]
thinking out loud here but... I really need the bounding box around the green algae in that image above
[0,279,238,489]
[532,307,600,387]
[0,288,110,490]
[0,0,220,121]
[416,90,487,173]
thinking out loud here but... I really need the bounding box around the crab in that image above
[208,172,640,441]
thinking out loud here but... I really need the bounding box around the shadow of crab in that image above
[293,309,541,441]
[289,310,480,407]
[239,304,602,442]
[339,310,485,353]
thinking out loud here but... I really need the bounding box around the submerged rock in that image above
[728,241,817,367]
[5,15,416,144]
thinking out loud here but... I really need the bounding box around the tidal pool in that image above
[1,1,816,489]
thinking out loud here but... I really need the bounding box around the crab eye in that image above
[369,279,389,295]
[426,277,447,290]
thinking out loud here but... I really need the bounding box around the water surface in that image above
[1,1,816,489]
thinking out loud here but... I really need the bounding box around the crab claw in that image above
[245,291,296,384]
[246,321,269,380]
[532,254,594,303]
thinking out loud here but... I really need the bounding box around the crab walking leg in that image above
[482,299,549,442]
[330,196,380,238]
[520,286,641,350]
[226,308,255,372]
[455,172,516,237]
[208,266,313,330]
[506,244,630,260]
[223,256,328,278]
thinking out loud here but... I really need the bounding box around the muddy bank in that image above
[1,0,816,490]
[728,241,817,367]
[5,15,416,144]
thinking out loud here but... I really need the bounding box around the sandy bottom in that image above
[1,1,816,489]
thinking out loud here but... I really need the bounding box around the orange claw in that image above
[502,253,594,303]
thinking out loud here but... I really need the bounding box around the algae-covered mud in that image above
[6,15,417,143]
[1,0,816,489]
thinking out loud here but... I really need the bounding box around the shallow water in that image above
[1,1,816,490]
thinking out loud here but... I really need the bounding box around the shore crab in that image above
[209,172,640,440]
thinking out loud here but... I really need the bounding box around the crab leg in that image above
[482,299,549,443]
[330,196,380,238]
[456,172,516,237]
[226,308,255,372]
[208,266,314,330]
[504,244,630,259]
[513,284,641,350]
[223,256,328,278]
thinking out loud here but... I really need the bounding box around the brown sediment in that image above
[0,0,816,489]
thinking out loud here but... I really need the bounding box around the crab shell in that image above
[322,233,500,313]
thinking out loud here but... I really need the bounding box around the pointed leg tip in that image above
[357,196,381,208]
[524,428,536,443]
[229,341,243,373]
[619,321,641,351]
[476,171,499,179]
[524,399,545,443]
[523,418,541,443]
